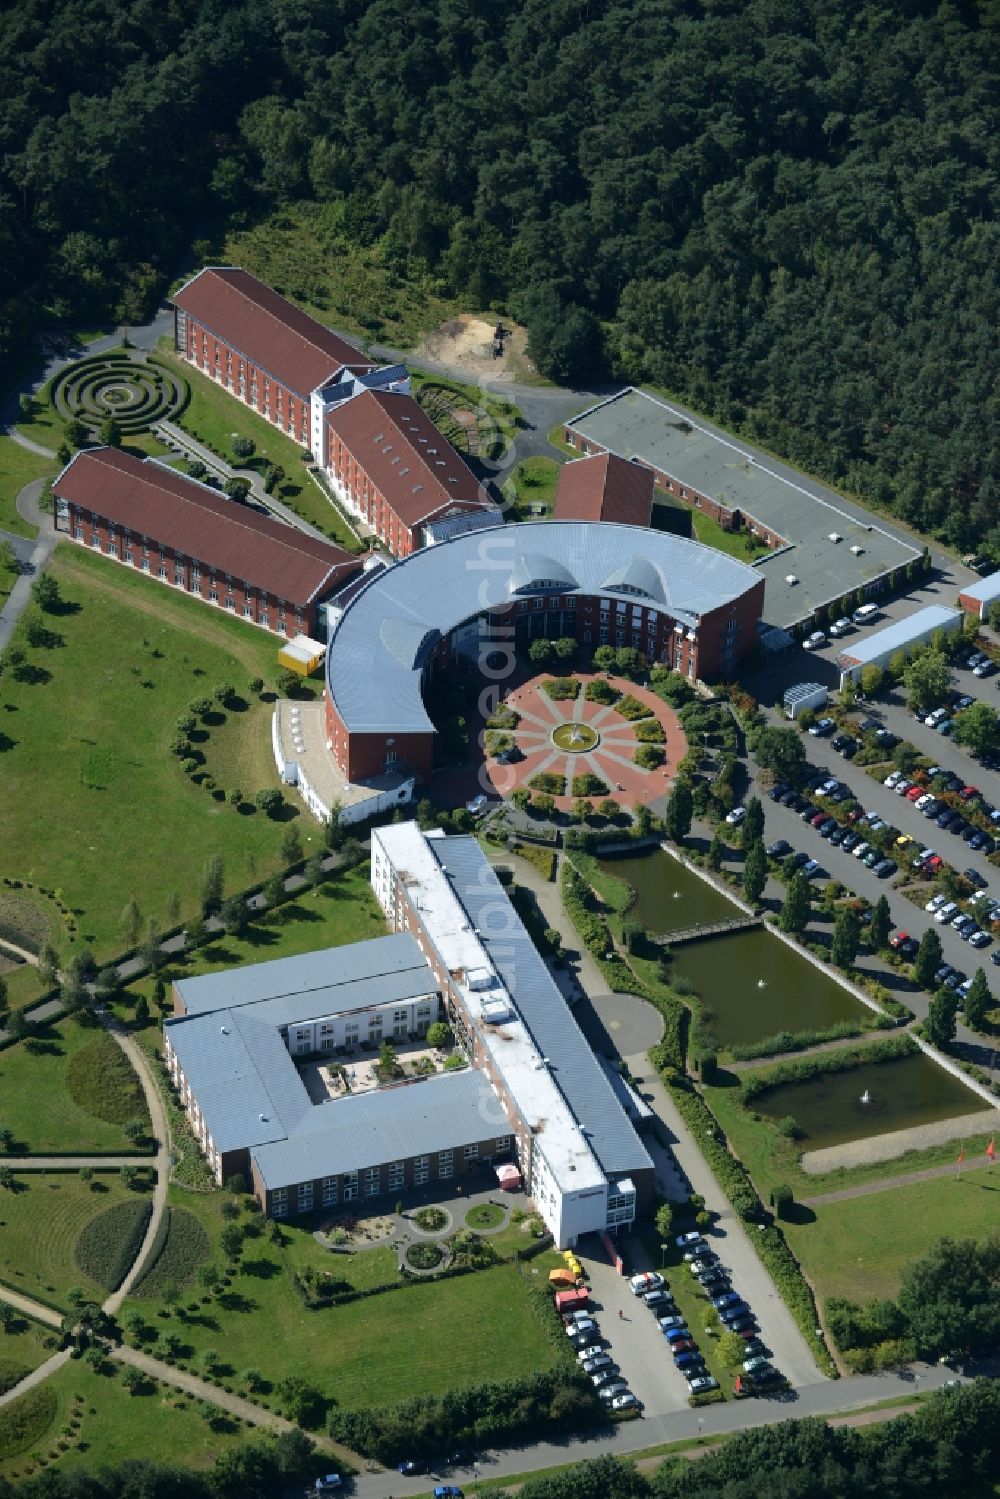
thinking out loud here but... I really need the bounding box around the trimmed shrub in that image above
[614,694,654,721]
[634,743,665,769]
[74,1199,153,1292]
[570,772,608,798]
[584,679,619,704]
[528,771,566,796]
[542,677,580,700]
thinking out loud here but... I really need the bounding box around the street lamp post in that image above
[660,1243,668,1269]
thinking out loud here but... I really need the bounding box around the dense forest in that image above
[1,0,998,548]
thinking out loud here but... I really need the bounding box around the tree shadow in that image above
[202,710,226,728]
[781,1201,817,1225]
[44,596,81,618]
[13,664,51,686]
[241,1257,280,1279]
[215,1291,257,1313]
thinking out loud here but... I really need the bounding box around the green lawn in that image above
[691,508,769,561]
[783,1165,1000,1304]
[0,545,316,959]
[0,1356,248,1482]
[0,437,55,538]
[0,1024,148,1153]
[503,457,560,522]
[0,1171,143,1308]
[155,347,361,552]
[223,200,464,350]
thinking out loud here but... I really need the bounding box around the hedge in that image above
[133,1206,210,1296]
[542,677,580,700]
[327,1367,600,1463]
[727,1019,866,1062]
[74,1198,153,1292]
[614,694,654,721]
[528,771,566,796]
[739,1033,916,1102]
[663,1075,837,1376]
[584,679,619,704]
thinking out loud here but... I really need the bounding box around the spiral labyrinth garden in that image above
[52,352,190,436]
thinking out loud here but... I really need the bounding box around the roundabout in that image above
[51,350,189,437]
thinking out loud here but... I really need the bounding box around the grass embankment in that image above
[0,1172,144,1308]
[155,347,360,553]
[124,1187,559,1409]
[0,436,54,538]
[0,1024,148,1153]
[0,546,306,958]
[223,199,464,349]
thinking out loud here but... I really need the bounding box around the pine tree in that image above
[925,988,958,1049]
[665,779,693,843]
[742,839,767,905]
[913,928,943,991]
[741,795,764,850]
[831,906,861,969]
[962,968,992,1031]
[869,895,892,952]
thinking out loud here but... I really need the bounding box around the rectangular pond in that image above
[599,850,867,1047]
[751,1051,986,1150]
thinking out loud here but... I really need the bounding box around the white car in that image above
[925,708,948,727]
[314,1480,342,1494]
[566,1318,598,1337]
[629,1272,663,1295]
[577,1344,604,1362]
[852,841,871,859]
[465,793,488,815]
[658,1315,687,1331]
[676,1231,702,1248]
[884,770,902,788]
[804,631,827,650]
[611,1392,639,1410]
[725,806,747,827]
[915,794,934,811]
[935,902,959,924]
[925,893,947,913]
[829,617,853,637]
[688,1375,719,1394]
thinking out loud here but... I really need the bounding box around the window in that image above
[74,526,84,540]
[272,1188,287,1218]
[388,1161,404,1190]
[157,564,167,578]
[437,1150,453,1180]
[125,549,134,564]
[298,1182,313,1211]
[91,534,101,549]
[413,1154,429,1186]
[463,1143,478,1160]
[225,594,235,610]
[342,1179,358,1202]
[174,570,185,586]
[321,1176,337,1205]
[495,1136,511,1153]
[209,587,218,601]
[243,603,252,617]
[142,559,150,573]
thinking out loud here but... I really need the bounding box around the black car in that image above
[829,826,848,845]
[742,1337,770,1358]
[934,964,955,985]
[398,1460,426,1476]
[769,784,789,802]
[781,790,801,807]
[818,818,837,837]
[961,825,979,842]
[799,803,820,821]
[841,832,861,851]
[859,718,882,733]
[950,820,969,837]
[937,810,958,828]
[840,739,858,758]
[831,734,852,751]
[766,839,792,858]
[790,850,809,868]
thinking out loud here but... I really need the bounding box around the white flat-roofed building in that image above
[836,604,963,686]
[371,823,654,1245]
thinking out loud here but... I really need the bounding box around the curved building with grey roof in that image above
[324,520,764,784]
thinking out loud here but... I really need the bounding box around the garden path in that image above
[4,1155,149,1170]
[0,478,58,652]
[801,1157,997,1206]
[0,1350,72,1409]
[0,1286,62,1330]
[101,1023,171,1314]
[111,1345,357,1462]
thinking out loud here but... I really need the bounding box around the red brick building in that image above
[170,266,378,454]
[554,451,655,528]
[324,388,498,556]
[52,448,359,637]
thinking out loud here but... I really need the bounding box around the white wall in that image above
[284,992,441,1056]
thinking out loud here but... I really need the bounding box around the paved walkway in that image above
[111,1345,354,1461]
[102,1025,171,1313]
[802,1158,996,1207]
[0,478,57,652]
[0,937,38,966]
[0,1285,62,1329]
[801,1107,999,1175]
[6,1154,149,1170]
[0,1350,72,1409]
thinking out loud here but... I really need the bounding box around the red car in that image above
[810,811,827,827]
[905,785,924,801]
[921,855,943,872]
[959,786,979,800]
[889,932,910,950]
[845,809,863,823]
[670,1338,697,1354]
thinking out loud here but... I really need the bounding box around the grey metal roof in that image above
[165,1008,312,1153]
[326,520,761,735]
[568,389,920,628]
[960,572,1000,605]
[174,933,427,1018]
[252,1068,507,1190]
[429,836,653,1181]
[836,605,962,669]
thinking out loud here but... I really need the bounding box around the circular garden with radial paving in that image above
[51,351,189,436]
[485,672,687,811]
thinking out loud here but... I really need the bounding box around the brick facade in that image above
[176,310,313,448]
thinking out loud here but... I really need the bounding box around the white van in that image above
[851,603,880,625]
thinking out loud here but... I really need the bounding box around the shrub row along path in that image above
[110,1346,353,1461]
[3,1155,149,1170]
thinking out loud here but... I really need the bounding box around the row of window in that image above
[269,1138,512,1216]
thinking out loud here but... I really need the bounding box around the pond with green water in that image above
[751,1051,985,1149]
[599,851,866,1047]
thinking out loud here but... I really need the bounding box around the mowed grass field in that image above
[127,1187,559,1407]
[0,1024,149,1154]
[0,544,305,958]
[0,436,55,537]
[0,1171,140,1307]
[783,1166,1000,1304]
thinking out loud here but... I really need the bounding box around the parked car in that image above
[802,859,823,877]
[959,785,980,800]
[925,708,948,727]
[742,1337,770,1358]
[674,1349,704,1370]
[803,631,827,650]
[596,1379,629,1400]
[808,717,836,736]
[611,1393,640,1411]
[644,1290,674,1311]
[720,1303,752,1324]
[973,659,995,677]
[670,1338,698,1355]
[681,1241,710,1261]
[629,1272,663,1295]
[729,1315,759,1336]
[697,1266,730,1287]
[970,930,992,948]
[852,841,871,860]
[874,859,897,878]
[567,1318,598,1338]
[768,784,789,802]
[862,849,881,868]
[725,806,747,827]
[712,1290,743,1309]
[743,1355,772,1375]
[767,839,792,858]
[399,1461,426,1476]
[818,817,838,837]
[433,1488,464,1499]
[889,931,911,950]
[658,1314,687,1331]
[688,1375,719,1394]
[829,617,853,637]
[314,1480,343,1494]
[593,1368,624,1388]
[582,1354,614,1374]
[675,1232,703,1249]
[577,1344,605,1362]
[829,826,849,845]
[842,832,861,851]
[884,770,903,789]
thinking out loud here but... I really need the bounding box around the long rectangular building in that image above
[52,447,359,637]
[371,824,654,1243]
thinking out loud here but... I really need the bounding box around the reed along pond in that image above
[751,1051,984,1149]
[598,850,866,1048]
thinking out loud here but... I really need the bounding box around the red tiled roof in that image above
[325,389,494,529]
[54,449,358,607]
[171,268,374,399]
[554,452,654,528]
